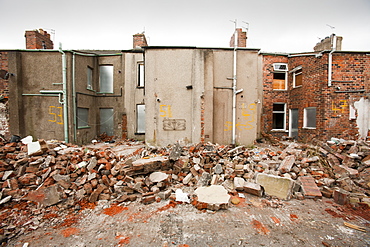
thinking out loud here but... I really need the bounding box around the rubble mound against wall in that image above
[0,137,370,238]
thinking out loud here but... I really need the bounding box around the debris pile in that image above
[0,137,369,238]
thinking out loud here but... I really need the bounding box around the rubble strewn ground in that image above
[1,137,370,246]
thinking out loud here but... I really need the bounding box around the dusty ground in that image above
[6,193,370,247]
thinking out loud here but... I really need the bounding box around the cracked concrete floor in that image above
[6,194,370,247]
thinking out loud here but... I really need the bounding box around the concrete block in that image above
[194,185,230,210]
[243,182,263,197]
[149,171,168,183]
[27,141,42,156]
[233,177,245,191]
[256,173,294,200]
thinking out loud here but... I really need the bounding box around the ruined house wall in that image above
[261,54,289,139]
[0,52,10,139]
[263,51,370,142]
[145,47,261,147]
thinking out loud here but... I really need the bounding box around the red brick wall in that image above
[229,28,247,48]
[261,54,289,139]
[262,52,370,142]
[133,33,148,48]
[25,29,54,49]
[0,52,9,97]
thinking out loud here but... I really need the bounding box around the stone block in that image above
[256,173,294,200]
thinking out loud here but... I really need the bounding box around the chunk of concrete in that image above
[256,173,294,200]
[233,177,245,191]
[175,189,190,203]
[27,141,42,156]
[243,182,263,197]
[194,185,231,210]
[149,171,169,183]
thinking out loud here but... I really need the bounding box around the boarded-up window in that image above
[99,65,113,93]
[273,72,286,90]
[294,68,302,87]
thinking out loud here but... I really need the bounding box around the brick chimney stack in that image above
[229,28,247,48]
[25,29,54,49]
[133,32,148,48]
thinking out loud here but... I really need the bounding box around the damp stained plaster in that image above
[353,97,370,139]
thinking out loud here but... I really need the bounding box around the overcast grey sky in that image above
[1,0,369,53]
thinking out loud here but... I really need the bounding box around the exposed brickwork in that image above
[261,54,289,139]
[229,28,247,48]
[25,29,54,49]
[0,52,9,97]
[262,51,370,142]
[133,33,148,48]
[0,51,10,139]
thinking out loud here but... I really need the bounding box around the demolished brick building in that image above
[0,29,369,146]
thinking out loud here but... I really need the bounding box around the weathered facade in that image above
[144,47,262,146]
[1,29,369,146]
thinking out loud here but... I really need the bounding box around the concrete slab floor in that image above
[6,194,370,247]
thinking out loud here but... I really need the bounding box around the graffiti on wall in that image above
[159,104,186,131]
[48,106,63,124]
[224,103,256,131]
[331,100,348,114]
[159,105,172,118]
[163,119,186,131]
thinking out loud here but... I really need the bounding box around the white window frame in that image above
[272,72,287,90]
[136,104,145,134]
[137,62,144,88]
[291,66,302,88]
[272,103,287,131]
[303,107,316,129]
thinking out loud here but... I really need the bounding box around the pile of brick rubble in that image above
[0,136,370,240]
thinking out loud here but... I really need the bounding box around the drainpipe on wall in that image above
[59,43,69,143]
[328,34,337,87]
[231,21,238,145]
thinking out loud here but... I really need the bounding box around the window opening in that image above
[136,104,145,134]
[304,107,316,128]
[272,103,286,130]
[77,108,89,128]
[99,65,113,93]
